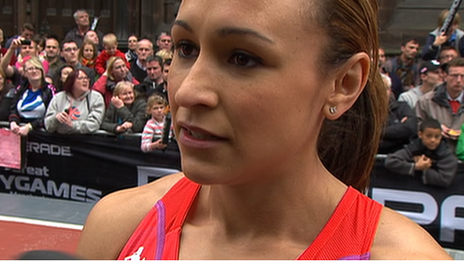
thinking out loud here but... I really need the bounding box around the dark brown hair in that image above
[309,0,389,190]
[62,69,88,94]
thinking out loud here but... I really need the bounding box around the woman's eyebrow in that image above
[216,27,275,45]
[173,20,194,33]
[173,20,275,45]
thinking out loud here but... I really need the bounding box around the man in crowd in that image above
[44,36,65,78]
[135,55,165,99]
[130,38,154,83]
[60,40,96,84]
[415,57,464,152]
[398,61,441,109]
[384,38,421,93]
[64,9,103,48]
[156,32,173,52]
[5,23,35,56]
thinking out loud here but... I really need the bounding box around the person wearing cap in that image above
[398,60,442,109]
[415,57,464,152]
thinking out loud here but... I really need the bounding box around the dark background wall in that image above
[0,0,181,48]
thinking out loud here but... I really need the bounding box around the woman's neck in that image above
[29,80,42,91]
[72,90,85,99]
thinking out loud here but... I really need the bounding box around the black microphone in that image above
[161,111,171,145]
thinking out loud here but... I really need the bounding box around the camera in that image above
[20,39,31,45]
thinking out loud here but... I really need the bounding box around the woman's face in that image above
[128,36,138,50]
[61,67,74,83]
[111,59,128,81]
[117,85,135,105]
[169,0,332,184]
[73,70,90,96]
[24,61,43,82]
[83,44,95,60]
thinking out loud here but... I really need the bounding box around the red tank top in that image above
[118,178,383,260]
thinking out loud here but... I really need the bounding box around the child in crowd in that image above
[79,40,98,69]
[94,33,130,76]
[384,118,457,188]
[140,95,173,152]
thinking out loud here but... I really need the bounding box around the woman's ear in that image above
[323,52,370,120]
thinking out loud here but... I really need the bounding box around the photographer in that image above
[0,37,49,86]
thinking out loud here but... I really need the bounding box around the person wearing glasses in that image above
[8,56,55,136]
[0,37,50,87]
[59,40,96,86]
[44,69,104,134]
[416,57,464,152]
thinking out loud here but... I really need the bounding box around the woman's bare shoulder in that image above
[76,173,184,260]
[371,207,452,260]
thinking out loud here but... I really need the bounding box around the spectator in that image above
[438,46,459,65]
[379,73,417,154]
[140,95,172,152]
[398,61,441,109]
[422,9,464,61]
[155,49,173,62]
[34,35,47,59]
[44,36,65,78]
[378,47,402,98]
[14,39,49,75]
[155,32,173,51]
[134,55,165,100]
[93,56,139,108]
[95,33,130,76]
[0,27,16,66]
[84,30,103,52]
[5,22,35,54]
[125,34,138,62]
[59,40,96,85]
[383,38,421,92]
[385,118,457,188]
[0,67,15,120]
[100,81,147,134]
[78,40,98,69]
[44,69,104,134]
[51,65,74,93]
[162,58,171,83]
[9,56,55,136]
[415,57,464,152]
[129,38,154,83]
[64,9,103,48]
[1,37,49,86]
[437,46,458,83]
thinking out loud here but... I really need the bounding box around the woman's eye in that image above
[228,52,261,68]
[175,41,199,59]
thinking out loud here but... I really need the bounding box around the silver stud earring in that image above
[329,106,337,114]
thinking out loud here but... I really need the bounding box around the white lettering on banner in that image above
[27,142,72,157]
[137,166,180,186]
[372,188,438,225]
[441,196,464,242]
[372,188,464,243]
[6,166,51,177]
[0,174,102,203]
